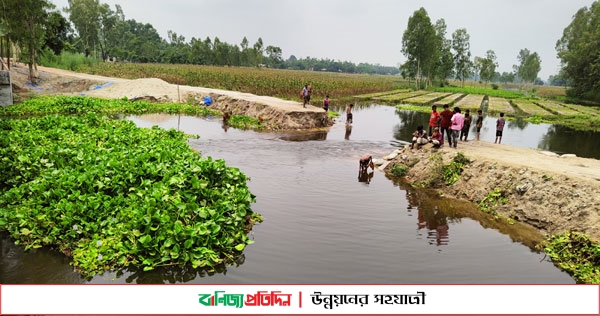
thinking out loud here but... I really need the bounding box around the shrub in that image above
[390,163,409,177]
[491,83,499,90]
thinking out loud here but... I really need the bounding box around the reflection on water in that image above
[279,131,328,142]
[358,170,374,184]
[0,106,578,284]
[345,124,352,140]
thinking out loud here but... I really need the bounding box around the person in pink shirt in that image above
[450,107,464,149]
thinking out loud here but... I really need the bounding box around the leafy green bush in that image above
[390,164,409,177]
[0,112,261,277]
[544,232,600,284]
[491,83,499,90]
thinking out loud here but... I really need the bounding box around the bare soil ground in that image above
[384,141,600,242]
[10,64,331,130]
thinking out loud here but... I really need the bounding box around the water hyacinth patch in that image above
[0,113,262,277]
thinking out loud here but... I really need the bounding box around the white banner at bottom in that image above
[1,284,598,315]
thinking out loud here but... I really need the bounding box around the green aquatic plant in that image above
[0,113,262,277]
[544,232,600,284]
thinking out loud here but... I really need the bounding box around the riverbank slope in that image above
[382,141,600,242]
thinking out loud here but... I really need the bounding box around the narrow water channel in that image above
[1,105,582,284]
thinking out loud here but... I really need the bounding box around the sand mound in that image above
[83,78,180,102]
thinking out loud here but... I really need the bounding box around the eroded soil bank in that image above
[382,141,600,242]
[10,64,332,131]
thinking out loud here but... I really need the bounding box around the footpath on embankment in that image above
[380,140,600,242]
[10,65,331,130]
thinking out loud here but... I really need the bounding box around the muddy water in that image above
[0,105,577,284]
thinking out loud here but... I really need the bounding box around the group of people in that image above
[411,104,506,150]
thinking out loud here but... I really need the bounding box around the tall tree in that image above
[265,45,282,68]
[556,1,600,100]
[1,0,54,83]
[402,7,436,89]
[252,37,263,67]
[65,0,102,57]
[434,18,453,84]
[474,50,498,88]
[452,28,472,88]
[43,11,72,55]
[515,48,541,86]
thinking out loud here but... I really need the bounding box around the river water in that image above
[1,104,586,284]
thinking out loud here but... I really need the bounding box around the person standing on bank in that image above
[323,95,329,112]
[302,83,312,108]
[475,109,483,141]
[450,107,464,149]
[460,109,472,142]
[494,112,506,144]
[428,105,441,136]
[440,104,454,147]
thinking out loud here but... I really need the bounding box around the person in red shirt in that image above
[428,105,441,136]
[439,104,454,147]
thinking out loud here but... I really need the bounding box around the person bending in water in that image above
[359,154,375,172]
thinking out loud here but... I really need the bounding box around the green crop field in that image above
[454,94,484,110]
[560,103,600,116]
[354,89,412,100]
[403,92,452,106]
[511,100,554,116]
[374,90,430,103]
[487,97,515,114]
[79,63,409,102]
[535,100,581,116]
[433,93,465,106]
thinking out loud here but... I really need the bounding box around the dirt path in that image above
[32,65,323,113]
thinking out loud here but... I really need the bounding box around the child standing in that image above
[494,113,505,144]
[460,110,472,142]
[346,104,354,124]
[323,95,329,112]
[475,109,483,141]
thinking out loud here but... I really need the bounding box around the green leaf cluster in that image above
[0,95,221,117]
[0,112,261,277]
[544,232,600,284]
[441,152,470,185]
[477,188,508,215]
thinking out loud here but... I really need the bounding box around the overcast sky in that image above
[50,0,595,81]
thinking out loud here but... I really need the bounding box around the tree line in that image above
[0,0,399,84]
[400,7,542,89]
[2,1,599,102]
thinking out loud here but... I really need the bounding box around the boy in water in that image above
[359,154,374,172]
[494,112,506,144]
[346,104,354,124]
